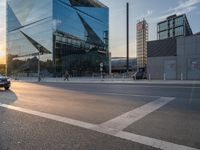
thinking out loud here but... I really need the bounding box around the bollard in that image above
[164,73,166,81]
[181,72,183,80]
[149,74,151,80]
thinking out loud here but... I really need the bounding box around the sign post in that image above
[100,62,103,80]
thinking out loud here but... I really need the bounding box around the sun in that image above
[0,56,6,64]
[0,50,6,64]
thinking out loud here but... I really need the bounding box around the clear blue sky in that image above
[0,0,200,62]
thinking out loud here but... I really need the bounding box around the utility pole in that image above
[126,2,129,74]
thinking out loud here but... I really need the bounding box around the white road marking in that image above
[0,99,199,150]
[0,103,96,129]
[86,92,160,98]
[116,131,199,150]
[130,85,199,89]
[97,97,174,131]
[119,85,200,89]
[62,82,200,89]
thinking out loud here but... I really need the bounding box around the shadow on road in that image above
[0,89,18,149]
[0,89,18,104]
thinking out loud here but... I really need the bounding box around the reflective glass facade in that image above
[7,0,109,77]
[157,14,193,40]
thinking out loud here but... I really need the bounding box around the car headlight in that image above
[7,78,11,82]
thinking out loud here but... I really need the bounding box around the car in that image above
[0,74,11,90]
[132,71,146,80]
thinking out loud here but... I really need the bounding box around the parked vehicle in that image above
[0,74,11,90]
[132,71,146,80]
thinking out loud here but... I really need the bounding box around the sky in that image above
[0,0,200,64]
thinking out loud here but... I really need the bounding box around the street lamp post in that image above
[38,51,41,82]
[126,2,129,75]
[37,45,42,82]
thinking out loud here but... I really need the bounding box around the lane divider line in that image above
[85,92,161,98]
[97,97,174,131]
[0,103,96,130]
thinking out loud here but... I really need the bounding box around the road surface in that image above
[0,81,200,150]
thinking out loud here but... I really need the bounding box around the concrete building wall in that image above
[177,35,200,80]
[147,56,176,80]
[147,35,200,80]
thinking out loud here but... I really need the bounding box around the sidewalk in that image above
[14,77,200,85]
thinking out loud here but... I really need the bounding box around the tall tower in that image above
[136,19,148,70]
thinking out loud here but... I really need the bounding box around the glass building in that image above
[6,0,109,77]
[157,14,193,40]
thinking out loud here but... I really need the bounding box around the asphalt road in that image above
[0,81,200,150]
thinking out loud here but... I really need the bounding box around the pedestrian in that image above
[64,70,69,81]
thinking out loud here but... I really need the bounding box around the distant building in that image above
[136,19,148,69]
[147,34,200,80]
[147,14,199,80]
[111,57,137,73]
[7,0,109,77]
[195,32,200,35]
[157,14,193,40]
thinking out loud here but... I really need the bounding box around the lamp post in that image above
[37,45,42,82]
[126,2,129,74]
[38,52,41,82]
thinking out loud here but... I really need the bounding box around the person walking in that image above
[64,70,70,81]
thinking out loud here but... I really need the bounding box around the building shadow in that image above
[0,89,18,105]
[0,89,18,149]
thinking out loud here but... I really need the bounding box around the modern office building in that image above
[147,13,200,80]
[195,32,200,35]
[157,14,193,40]
[136,19,148,69]
[7,0,109,77]
[147,34,200,80]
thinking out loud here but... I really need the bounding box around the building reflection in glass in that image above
[7,0,109,77]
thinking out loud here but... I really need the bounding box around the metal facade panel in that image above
[164,59,176,80]
[147,38,177,57]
